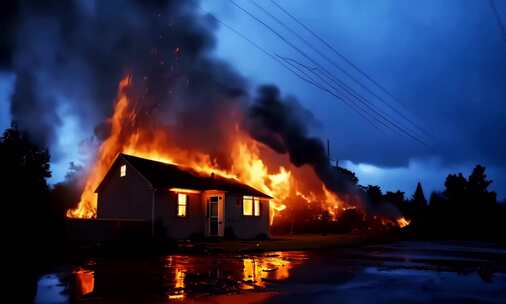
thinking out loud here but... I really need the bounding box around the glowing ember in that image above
[67,75,344,223]
[397,217,411,228]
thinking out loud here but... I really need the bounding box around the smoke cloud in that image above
[0,0,246,154]
[247,85,354,194]
[1,0,398,217]
[246,85,401,218]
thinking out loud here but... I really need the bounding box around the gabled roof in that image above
[96,153,271,198]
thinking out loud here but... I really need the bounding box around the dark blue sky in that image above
[1,0,505,199]
[201,0,506,198]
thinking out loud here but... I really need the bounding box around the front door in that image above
[208,196,219,236]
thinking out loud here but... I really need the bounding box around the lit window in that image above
[243,196,261,216]
[120,165,126,177]
[254,197,261,216]
[177,193,187,217]
[243,196,253,216]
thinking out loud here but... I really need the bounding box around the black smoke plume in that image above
[1,0,399,219]
[247,85,353,194]
[0,0,246,158]
[247,85,401,218]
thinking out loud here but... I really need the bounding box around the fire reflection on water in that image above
[65,252,306,301]
[166,256,187,300]
[242,252,294,289]
[162,252,306,298]
[74,268,95,296]
[169,268,186,300]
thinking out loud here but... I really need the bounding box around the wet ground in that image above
[35,241,506,303]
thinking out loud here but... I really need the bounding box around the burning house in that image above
[64,76,409,240]
[96,153,270,239]
[0,0,416,253]
[33,1,411,239]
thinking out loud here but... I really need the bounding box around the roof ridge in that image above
[115,153,271,198]
[121,153,227,179]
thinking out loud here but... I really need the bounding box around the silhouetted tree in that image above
[0,124,61,256]
[401,183,428,235]
[467,165,496,207]
[428,191,446,209]
[335,166,359,185]
[422,191,449,237]
[444,173,468,204]
[409,165,503,240]
[468,165,492,192]
[50,161,84,213]
[465,165,498,238]
[384,190,405,205]
[412,182,427,210]
[365,185,383,205]
[384,190,406,213]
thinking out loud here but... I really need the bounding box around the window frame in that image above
[254,197,261,216]
[243,195,261,217]
[176,193,188,218]
[120,164,126,177]
[243,195,253,216]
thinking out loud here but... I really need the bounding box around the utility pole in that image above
[327,139,330,162]
[327,138,338,168]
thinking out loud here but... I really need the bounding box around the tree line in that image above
[404,165,505,240]
[3,123,505,244]
[273,164,506,241]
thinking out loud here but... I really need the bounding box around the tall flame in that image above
[67,76,415,229]
[67,76,296,221]
[67,76,134,218]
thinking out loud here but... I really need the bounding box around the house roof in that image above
[96,153,271,198]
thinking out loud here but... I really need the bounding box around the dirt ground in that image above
[178,233,395,253]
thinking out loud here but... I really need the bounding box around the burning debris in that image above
[397,217,411,228]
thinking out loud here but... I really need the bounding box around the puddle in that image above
[34,242,506,303]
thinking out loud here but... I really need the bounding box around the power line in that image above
[252,0,430,142]
[200,9,385,131]
[229,0,429,147]
[279,56,385,131]
[279,55,429,145]
[489,0,506,44]
[269,0,434,139]
[200,7,424,146]
[277,55,391,132]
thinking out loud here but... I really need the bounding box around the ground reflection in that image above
[165,256,187,300]
[34,242,506,303]
[242,252,295,288]
[160,252,306,299]
[74,268,94,296]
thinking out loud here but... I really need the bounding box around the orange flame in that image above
[67,75,346,223]
[74,269,94,296]
[397,217,411,228]
[67,76,133,218]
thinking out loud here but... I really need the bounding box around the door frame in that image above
[203,190,225,237]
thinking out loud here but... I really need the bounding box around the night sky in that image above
[1,0,505,199]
